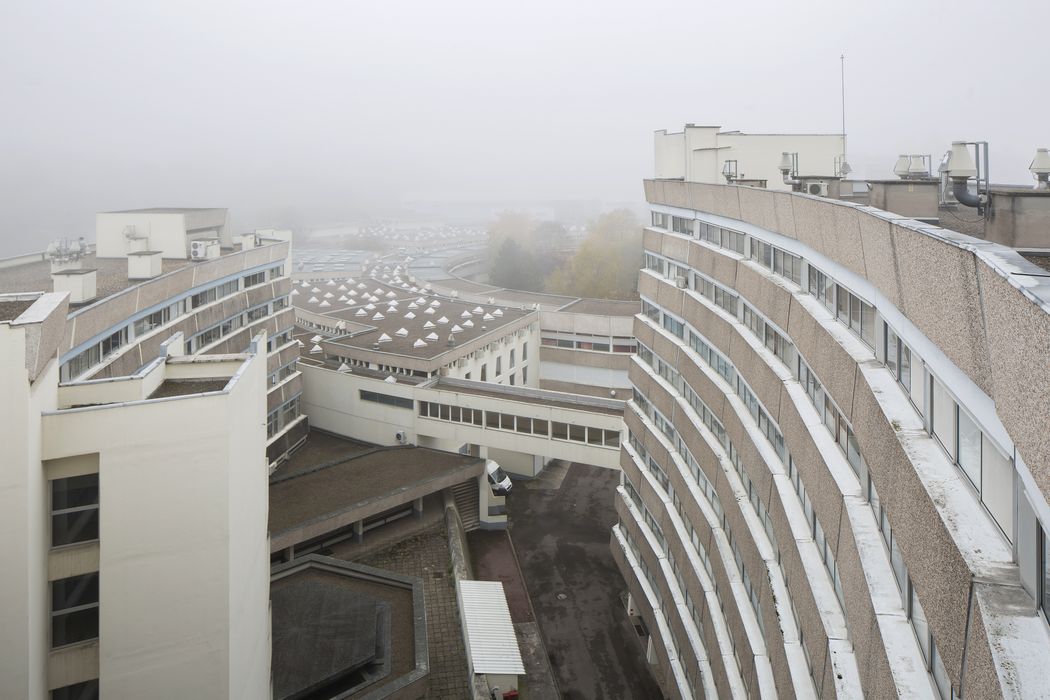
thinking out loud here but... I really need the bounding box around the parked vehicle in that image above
[485,460,513,494]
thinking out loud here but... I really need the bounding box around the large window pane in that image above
[1042,527,1050,624]
[52,475,98,511]
[52,573,99,648]
[52,511,99,548]
[931,378,956,460]
[982,436,1015,541]
[957,409,982,488]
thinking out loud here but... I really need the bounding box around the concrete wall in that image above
[38,352,270,698]
[300,366,624,473]
[96,210,229,260]
[629,180,1050,698]
[654,127,843,190]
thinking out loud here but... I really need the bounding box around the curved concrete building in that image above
[615,179,1050,698]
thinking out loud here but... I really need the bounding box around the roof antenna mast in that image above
[838,54,852,176]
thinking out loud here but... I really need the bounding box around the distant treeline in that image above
[486,209,642,301]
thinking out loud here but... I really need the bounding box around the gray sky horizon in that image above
[2,0,1047,255]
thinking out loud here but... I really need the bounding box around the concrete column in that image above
[284,544,295,562]
[412,497,423,519]
[353,520,364,543]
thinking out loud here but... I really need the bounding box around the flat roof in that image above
[269,435,483,536]
[293,277,533,361]
[104,207,225,214]
[557,298,640,316]
[0,299,35,322]
[148,378,229,399]
[271,556,423,700]
[0,254,195,301]
[430,377,625,416]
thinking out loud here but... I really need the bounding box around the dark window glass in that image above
[552,422,569,440]
[52,510,99,548]
[486,411,499,429]
[52,574,99,648]
[50,678,99,700]
[533,419,548,436]
[516,417,532,434]
[52,475,98,511]
[569,424,586,442]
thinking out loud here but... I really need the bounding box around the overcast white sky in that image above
[1,0,1047,254]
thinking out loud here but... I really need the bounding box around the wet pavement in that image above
[508,463,663,700]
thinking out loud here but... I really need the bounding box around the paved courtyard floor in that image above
[508,463,663,699]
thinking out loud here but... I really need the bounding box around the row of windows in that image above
[808,265,875,347]
[698,221,747,255]
[540,335,635,353]
[641,312,854,667]
[619,516,663,608]
[649,218,982,691]
[630,392,724,524]
[417,400,620,448]
[359,390,413,410]
[52,572,98,649]
[62,264,285,381]
[637,340,779,635]
[742,303,795,367]
[186,296,290,354]
[751,240,802,285]
[797,349,952,697]
[270,359,298,387]
[267,395,301,438]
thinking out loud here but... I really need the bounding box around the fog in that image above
[2,0,1047,255]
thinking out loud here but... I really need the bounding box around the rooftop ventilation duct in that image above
[1030,148,1050,190]
[907,155,929,178]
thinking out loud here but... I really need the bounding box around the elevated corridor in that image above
[414,377,625,471]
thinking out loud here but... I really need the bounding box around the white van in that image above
[485,460,513,494]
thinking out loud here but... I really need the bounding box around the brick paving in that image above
[360,525,472,699]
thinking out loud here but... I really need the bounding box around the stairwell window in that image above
[51,573,99,648]
[51,474,99,548]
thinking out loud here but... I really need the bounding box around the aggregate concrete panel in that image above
[643,228,663,254]
[848,375,911,517]
[856,213,903,311]
[727,332,784,425]
[709,185,742,221]
[887,449,971,683]
[651,330,681,371]
[637,270,662,302]
[686,182,720,216]
[733,263,793,334]
[660,231,691,263]
[680,294,734,357]
[976,263,1050,489]
[790,195,836,261]
[633,315,656,349]
[737,186,779,234]
[776,395,845,555]
[642,369,677,425]
[785,298,857,422]
[828,204,869,280]
[643,179,657,202]
[655,279,685,318]
[959,585,1000,700]
[832,510,887,697]
[892,223,992,395]
[775,529,830,685]
[677,356,726,423]
[771,191,799,240]
[723,410,774,503]
[662,179,691,209]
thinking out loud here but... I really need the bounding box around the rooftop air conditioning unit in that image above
[675,276,687,289]
[806,180,829,197]
[190,240,209,260]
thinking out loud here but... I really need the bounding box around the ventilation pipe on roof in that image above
[944,141,987,210]
[1030,148,1050,190]
[778,152,801,189]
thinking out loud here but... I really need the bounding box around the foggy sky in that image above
[2,0,1047,255]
